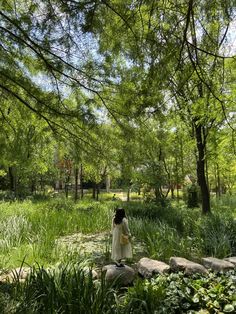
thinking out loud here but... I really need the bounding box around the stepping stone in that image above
[202,257,234,272]
[224,257,236,265]
[0,267,31,283]
[137,257,170,278]
[102,264,135,285]
[169,257,207,275]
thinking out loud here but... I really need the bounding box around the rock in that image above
[137,257,170,278]
[0,267,31,283]
[83,267,98,279]
[224,257,236,266]
[202,257,234,272]
[102,264,135,285]
[169,257,208,275]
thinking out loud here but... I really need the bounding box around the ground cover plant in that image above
[122,270,236,313]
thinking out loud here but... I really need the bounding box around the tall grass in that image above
[0,199,114,268]
[0,261,120,314]
[0,194,235,268]
[0,194,235,313]
[128,196,236,261]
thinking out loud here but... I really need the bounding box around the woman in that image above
[111,207,132,267]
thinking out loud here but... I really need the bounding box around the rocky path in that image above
[1,254,236,285]
[103,256,236,286]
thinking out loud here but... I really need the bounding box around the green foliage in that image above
[127,199,236,261]
[122,271,236,314]
[186,184,200,208]
[0,196,234,312]
[0,199,113,268]
[0,267,235,313]
[0,215,31,252]
[196,213,236,258]
[126,201,186,235]
[0,196,235,268]
[1,262,119,314]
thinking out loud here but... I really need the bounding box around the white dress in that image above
[111,217,133,261]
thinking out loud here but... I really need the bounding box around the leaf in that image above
[192,295,200,303]
[223,304,235,312]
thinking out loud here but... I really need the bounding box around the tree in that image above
[0,98,57,196]
[78,0,236,213]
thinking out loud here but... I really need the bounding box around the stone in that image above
[169,257,208,275]
[202,257,234,271]
[137,257,170,278]
[102,264,135,285]
[0,267,31,283]
[224,257,236,265]
[83,267,98,279]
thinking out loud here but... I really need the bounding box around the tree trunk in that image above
[177,184,179,200]
[8,166,17,197]
[8,167,14,191]
[205,148,209,191]
[127,186,130,202]
[65,184,69,198]
[65,175,70,199]
[154,187,162,200]
[74,167,79,202]
[170,185,174,199]
[106,175,110,192]
[92,183,96,199]
[180,135,184,181]
[195,124,210,214]
[96,183,100,201]
[175,155,180,201]
[216,163,221,197]
[80,164,84,199]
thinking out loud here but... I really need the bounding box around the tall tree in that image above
[78,0,236,213]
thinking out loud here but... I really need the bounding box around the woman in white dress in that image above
[111,208,132,267]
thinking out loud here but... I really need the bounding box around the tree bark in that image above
[74,167,79,202]
[195,124,210,214]
[96,183,100,201]
[127,186,130,201]
[175,155,180,201]
[8,167,14,191]
[216,163,221,197]
[80,164,84,199]
[8,166,17,197]
[106,175,110,192]
[92,183,96,199]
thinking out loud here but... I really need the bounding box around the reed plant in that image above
[0,194,235,269]
[12,262,120,314]
[0,199,114,268]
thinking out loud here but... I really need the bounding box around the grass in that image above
[0,192,235,313]
[0,198,115,268]
[0,193,236,268]
[0,261,120,314]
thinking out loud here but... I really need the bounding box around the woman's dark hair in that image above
[113,208,126,225]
